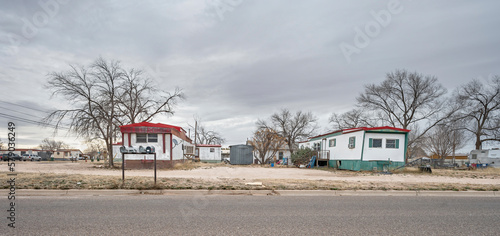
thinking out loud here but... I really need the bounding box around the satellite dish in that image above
[173,139,178,145]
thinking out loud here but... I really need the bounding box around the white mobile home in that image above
[469,149,500,168]
[118,122,194,169]
[303,126,409,171]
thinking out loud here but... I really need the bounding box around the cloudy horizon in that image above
[1,0,499,152]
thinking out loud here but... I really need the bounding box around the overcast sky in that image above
[1,0,499,152]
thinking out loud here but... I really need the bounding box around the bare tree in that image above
[116,70,184,125]
[329,109,377,130]
[0,138,4,150]
[39,138,69,157]
[455,76,500,149]
[188,117,225,145]
[250,127,286,165]
[357,69,449,146]
[423,123,466,164]
[84,139,107,159]
[44,57,183,167]
[258,109,317,155]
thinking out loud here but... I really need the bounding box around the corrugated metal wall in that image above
[230,145,254,165]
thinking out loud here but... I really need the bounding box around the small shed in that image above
[229,144,254,165]
[197,144,222,163]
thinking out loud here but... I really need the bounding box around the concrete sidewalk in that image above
[2,189,499,197]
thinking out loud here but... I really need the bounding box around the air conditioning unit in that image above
[146,146,156,154]
[120,146,138,154]
[348,144,355,149]
[184,145,195,155]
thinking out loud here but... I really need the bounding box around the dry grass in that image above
[2,170,499,191]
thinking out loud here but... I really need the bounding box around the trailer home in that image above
[303,126,409,171]
[469,149,500,168]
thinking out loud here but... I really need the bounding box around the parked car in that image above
[22,154,42,161]
[2,153,22,161]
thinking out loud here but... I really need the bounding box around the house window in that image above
[386,139,399,149]
[148,134,158,142]
[136,133,158,143]
[329,139,336,147]
[279,152,284,160]
[471,154,477,159]
[313,143,321,151]
[348,137,355,149]
[369,138,382,148]
[136,134,147,143]
[210,148,215,153]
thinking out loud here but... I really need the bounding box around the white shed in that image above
[197,144,222,163]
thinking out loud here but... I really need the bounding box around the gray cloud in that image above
[1,0,499,149]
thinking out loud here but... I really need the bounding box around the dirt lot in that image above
[1,161,499,191]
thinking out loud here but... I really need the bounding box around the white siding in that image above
[199,147,221,161]
[327,131,364,160]
[363,133,405,162]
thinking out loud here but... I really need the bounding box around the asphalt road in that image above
[2,195,500,235]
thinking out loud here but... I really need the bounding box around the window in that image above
[210,148,215,153]
[136,133,158,143]
[148,134,158,142]
[329,139,336,147]
[136,134,147,143]
[386,139,399,149]
[369,138,382,148]
[348,137,355,149]
[471,154,477,159]
[313,142,321,151]
[279,152,284,160]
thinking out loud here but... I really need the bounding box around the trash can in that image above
[271,163,274,167]
[50,157,54,161]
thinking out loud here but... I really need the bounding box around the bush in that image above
[291,147,316,166]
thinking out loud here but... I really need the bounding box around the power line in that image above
[0,105,44,119]
[0,112,70,130]
[0,100,51,113]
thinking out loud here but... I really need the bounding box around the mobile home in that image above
[303,126,409,171]
[469,149,500,168]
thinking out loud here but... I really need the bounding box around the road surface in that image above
[3,195,500,235]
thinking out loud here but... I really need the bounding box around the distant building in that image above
[196,144,222,163]
[429,153,469,166]
[469,149,500,168]
[246,140,291,165]
[53,149,83,159]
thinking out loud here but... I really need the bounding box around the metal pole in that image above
[122,153,125,183]
[154,153,157,185]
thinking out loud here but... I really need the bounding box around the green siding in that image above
[329,160,405,171]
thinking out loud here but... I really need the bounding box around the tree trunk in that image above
[475,134,482,150]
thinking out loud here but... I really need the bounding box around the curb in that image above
[2,189,498,197]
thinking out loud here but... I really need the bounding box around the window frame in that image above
[386,139,399,149]
[329,139,336,147]
[348,137,356,149]
[369,138,383,148]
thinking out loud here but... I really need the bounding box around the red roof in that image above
[120,122,185,133]
[196,144,222,147]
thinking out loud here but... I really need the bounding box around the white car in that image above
[22,154,42,161]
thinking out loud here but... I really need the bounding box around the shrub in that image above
[291,147,316,166]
